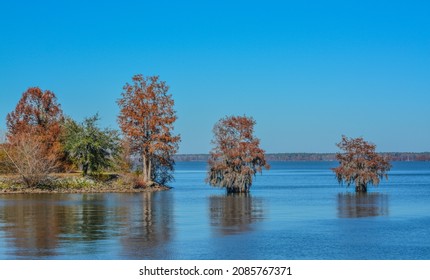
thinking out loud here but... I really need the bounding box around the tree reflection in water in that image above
[120,192,174,259]
[209,193,264,236]
[337,193,389,218]
[0,193,126,259]
[0,194,64,258]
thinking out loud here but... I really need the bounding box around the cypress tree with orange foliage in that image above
[117,74,180,186]
[332,135,391,192]
[207,115,270,193]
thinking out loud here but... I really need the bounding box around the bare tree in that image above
[1,131,58,188]
[0,131,13,174]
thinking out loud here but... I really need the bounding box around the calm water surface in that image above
[1,161,430,259]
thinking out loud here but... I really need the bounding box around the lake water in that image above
[0,161,430,260]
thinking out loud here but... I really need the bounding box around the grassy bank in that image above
[0,173,171,194]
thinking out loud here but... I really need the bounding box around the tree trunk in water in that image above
[355,183,367,192]
[227,185,250,194]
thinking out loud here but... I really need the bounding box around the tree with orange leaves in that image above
[207,115,270,193]
[117,74,180,186]
[6,87,64,167]
[332,135,391,192]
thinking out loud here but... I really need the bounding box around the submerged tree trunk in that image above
[227,185,250,194]
[355,183,367,193]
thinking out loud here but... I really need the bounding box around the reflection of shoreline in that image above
[0,193,114,258]
[0,192,176,259]
[209,193,264,236]
[337,193,389,218]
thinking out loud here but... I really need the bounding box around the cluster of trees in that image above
[1,74,180,188]
[0,88,122,187]
[1,74,392,193]
[205,127,391,193]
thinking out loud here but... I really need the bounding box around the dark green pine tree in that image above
[63,114,120,176]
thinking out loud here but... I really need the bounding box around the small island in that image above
[0,75,179,193]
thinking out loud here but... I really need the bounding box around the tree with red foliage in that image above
[207,116,270,193]
[6,87,64,165]
[332,135,391,192]
[117,74,180,186]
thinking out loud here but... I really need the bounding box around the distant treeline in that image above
[174,152,430,162]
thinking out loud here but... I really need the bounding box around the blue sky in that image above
[1,0,429,153]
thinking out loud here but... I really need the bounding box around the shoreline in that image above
[0,188,171,195]
[0,186,172,194]
[0,174,172,194]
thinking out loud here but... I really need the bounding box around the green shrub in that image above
[0,180,8,189]
[50,177,98,189]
